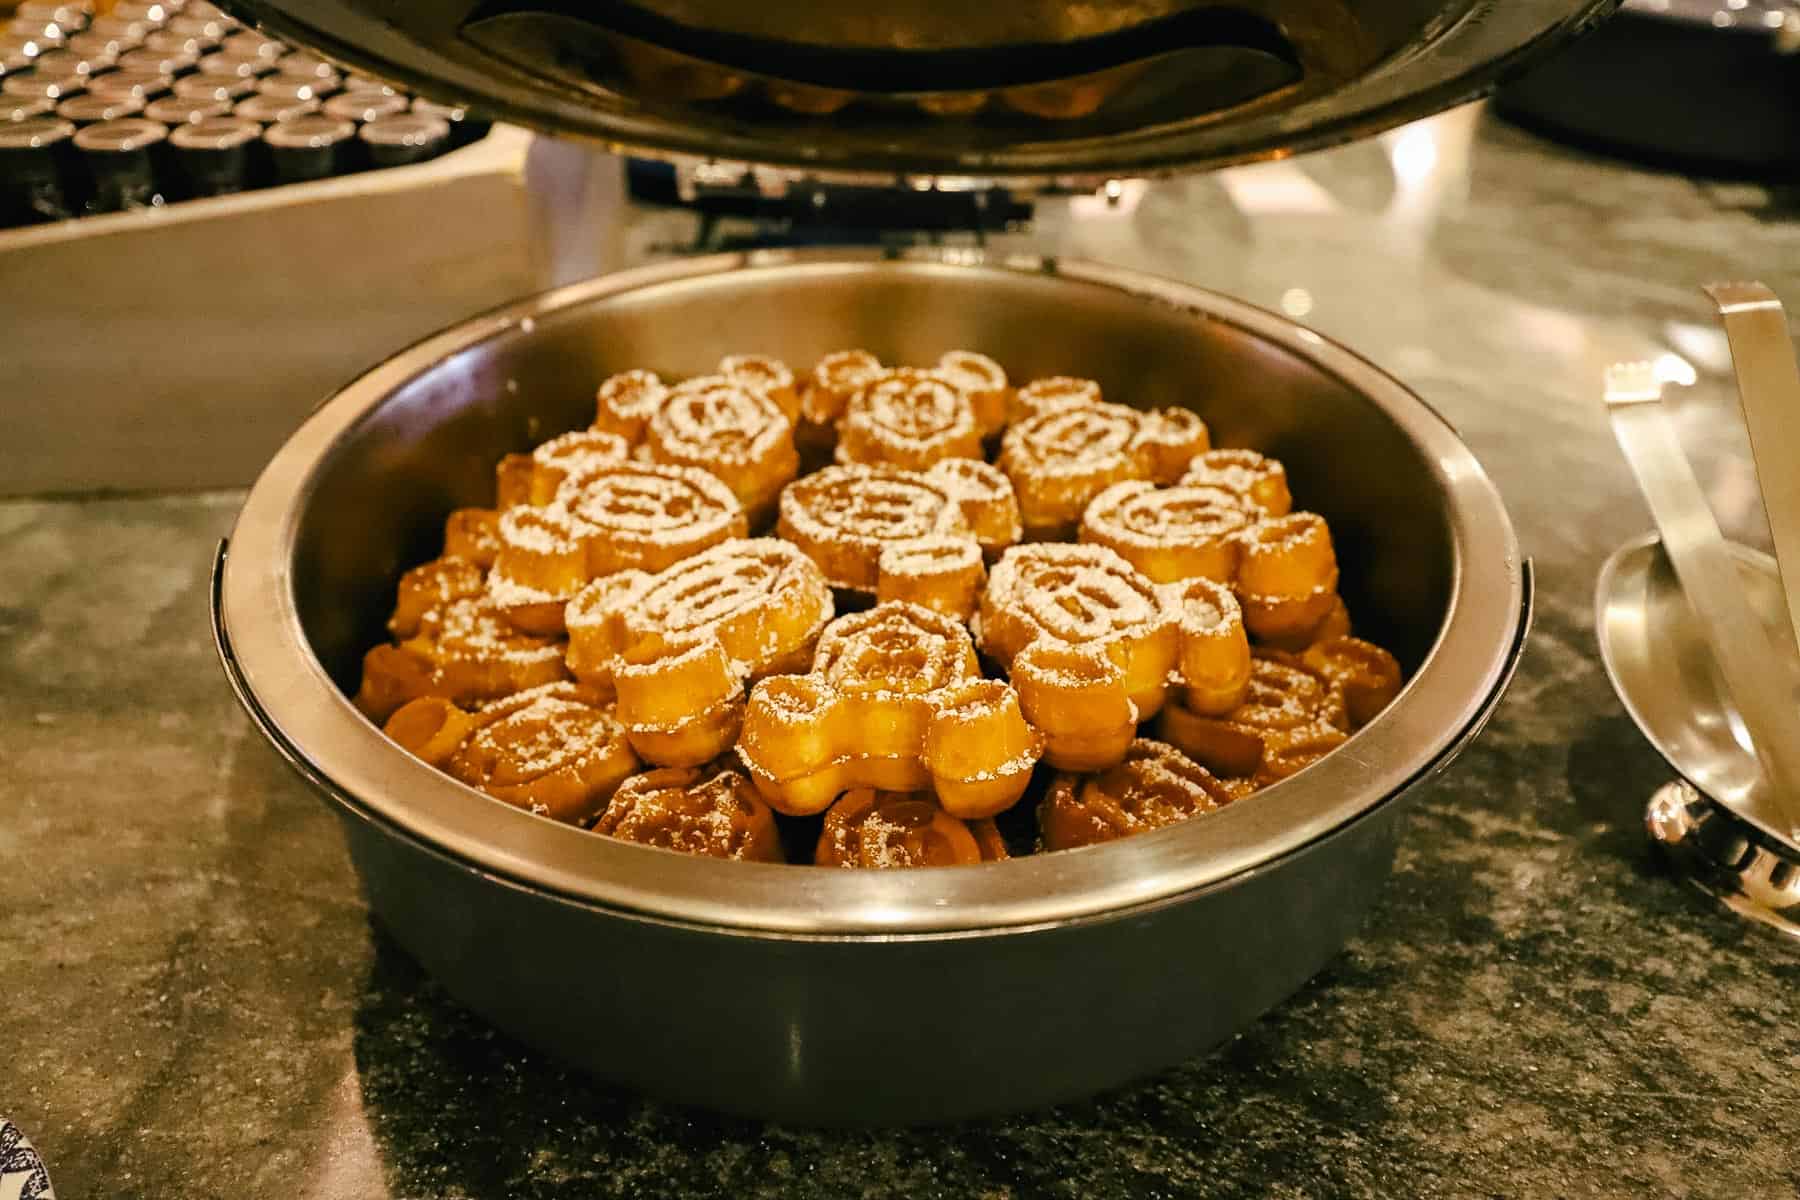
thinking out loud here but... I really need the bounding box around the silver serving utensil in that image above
[1596,536,1800,937]
[1704,282,1800,667]
[1603,360,1800,841]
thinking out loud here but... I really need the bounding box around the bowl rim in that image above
[218,247,1525,936]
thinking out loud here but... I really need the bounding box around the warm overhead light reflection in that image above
[1280,287,1314,318]
[1216,163,1337,215]
[1653,352,1698,387]
[1069,178,1147,218]
[1387,123,1440,187]
[1661,320,1733,375]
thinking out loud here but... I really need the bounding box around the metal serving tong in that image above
[1598,282,1800,937]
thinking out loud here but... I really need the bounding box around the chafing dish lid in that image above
[212,0,1617,181]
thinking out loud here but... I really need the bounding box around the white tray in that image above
[0,125,627,496]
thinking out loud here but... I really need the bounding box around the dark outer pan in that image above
[214,249,1528,1121]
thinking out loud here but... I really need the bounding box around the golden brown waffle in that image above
[1157,651,1354,786]
[564,538,833,767]
[643,375,799,525]
[1008,375,1102,426]
[489,461,747,634]
[932,350,1010,437]
[799,349,885,434]
[387,555,485,641]
[1180,448,1292,517]
[975,543,1250,770]
[355,594,569,722]
[442,508,503,569]
[1079,480,1258,585]
[591,759,784,862]
[1039,738,1235,851]
[593,369,670,443]
[719,354,801,425]
[836,369,983,471]
[1303,637,1404,730]
[776,460,1019,619]
[1236,511,1342,647]
[381,682,638,824]
[739,602,1042,818]
[815,789,1008,868]
[996,401,1210,540]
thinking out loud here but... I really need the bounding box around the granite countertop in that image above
[7,104,1800,1199]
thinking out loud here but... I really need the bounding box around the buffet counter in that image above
[4,104,1795,1197]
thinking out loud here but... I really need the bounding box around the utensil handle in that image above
[1703,282,1800,674]
[1606,397,1800,839]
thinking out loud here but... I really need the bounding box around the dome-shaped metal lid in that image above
[217,0,1618,180]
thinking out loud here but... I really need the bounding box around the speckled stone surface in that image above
[7,105,1800,1198]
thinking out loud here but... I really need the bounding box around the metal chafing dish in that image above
[217,0,1619,182]
[213,250,1529,1123]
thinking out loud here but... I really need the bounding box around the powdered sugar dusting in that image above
[814,602,976,697]
[1181,448,1291,514]
[985,543,1166,647]
[878,535,980,580]
[802,349,884,425]
[934,350,1008,401]
[1014,375,1101,421]
[1172,575,1243,637]
[781,464,964,546]
[719,353,795,401]
[460,685,625,780]
[595,369,668,438]
[420,595,566,667]
[837,370,981,470]
[1085,481,1251,549]
[650,375,793,467]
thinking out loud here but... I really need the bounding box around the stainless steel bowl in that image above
[213,250,1529,1124]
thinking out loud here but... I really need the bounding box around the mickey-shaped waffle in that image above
[719,354,801,425]
[738,602,1043,819]
[386,554,486,641]
[590,758,784,862]
[815,789,1009,868]
[592,368,669,443]
[1079,479,1258,585]
[355,593,569,724]
[381,682,638,825]
[495,429,634,510]
[564,538,834,767]
[1181,448,1292,517]
[592,365,800,525]
[798,349,886,450]
[643,375,799,526]
[489,461,747,634]
[1008,375,1102,426]
[356,502,567,721]
[777,460,1020,619]
[1039,738,1236,851]
[837,369,984,471]
[931,350,1010,438]
[1236,512,1343,649]
[975,544,1251,770]
[1082,461,1346,651]
[1156,639,1401,787]
[996,400,1211,540]
[443,508,503,569]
